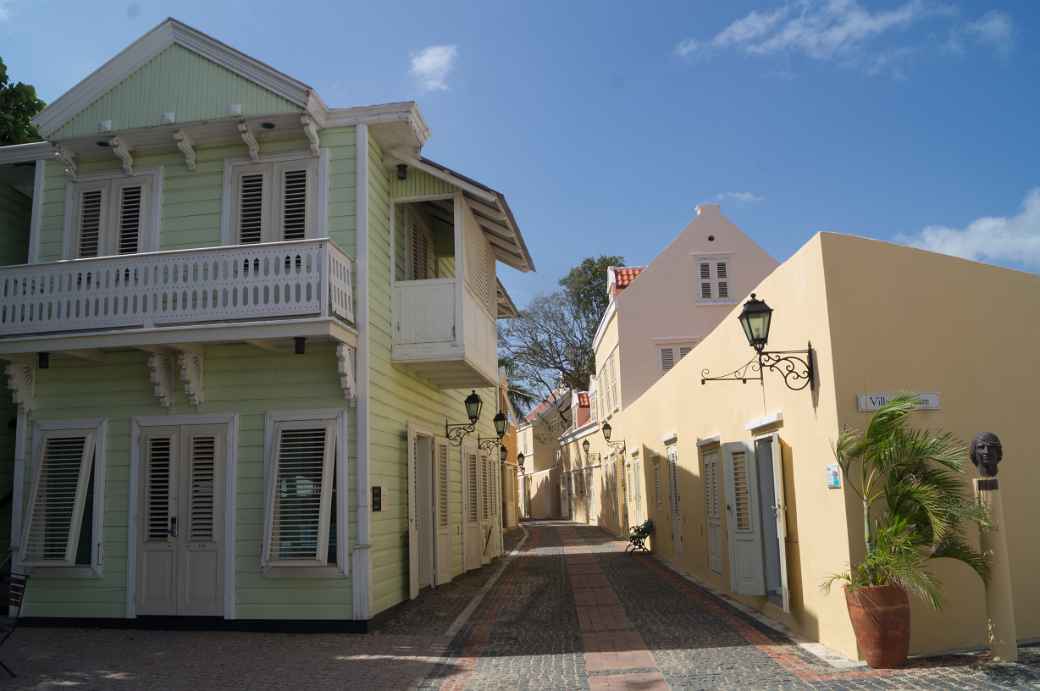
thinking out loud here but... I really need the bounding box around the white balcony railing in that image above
[0,239,354,338]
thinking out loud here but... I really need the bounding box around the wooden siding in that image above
[367,137,498,616]
[35,127,356,262]
[19,344,356,620]
[0,182,30,266]
[55,45,300,140]
[391,168,453,200]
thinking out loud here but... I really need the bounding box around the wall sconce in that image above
[582,438,591,456]
[701,293,815,392]
[517,452,525,467]
[446,390,483,446]
[479,411,508,452]
[498,445,507,463]
[601,421,626,453]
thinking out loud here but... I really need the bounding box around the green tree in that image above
[0,57,46,145]
[500,255,623,411]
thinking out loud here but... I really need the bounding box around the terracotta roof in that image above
[525,390,569,422]
[577,392,590,407]
[610,266,644,296]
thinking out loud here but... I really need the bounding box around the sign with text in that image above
[856,392,940,412]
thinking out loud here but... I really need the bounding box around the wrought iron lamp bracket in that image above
[606,440,627,454]
[478,437,502,452]
[701,342,815,392]
[446,419,477,446]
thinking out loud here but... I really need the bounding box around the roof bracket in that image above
[109,137,133,175]
[56,146,78,179]
[336,344,357,404]
[237,121,260,161]
[301,115,320,156]
[3,358,35,413]
[173,129,197,171]
[174,346,205,407]
[147,352,176,408]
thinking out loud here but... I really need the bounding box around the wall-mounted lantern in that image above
[701,293,815,392]
[601,422,626,453]
[582,438,591,456]
[479,411,508,452]
[499,445,508,463]
[446,390,483,446]
[517,452,525,468]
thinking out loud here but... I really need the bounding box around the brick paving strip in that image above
[559,525,670,691]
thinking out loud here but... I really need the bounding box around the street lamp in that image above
[499,445,507,463]
[446,390,484,445]
[582,438,591,456]
[701,293,815,392]
[601,422,625,453]
[479,411,508,452]
[517,452,525,467]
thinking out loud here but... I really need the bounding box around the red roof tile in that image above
[577,392,590,407]
[611,266,644,295]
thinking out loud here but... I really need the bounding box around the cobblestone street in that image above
[2,522,1039,690]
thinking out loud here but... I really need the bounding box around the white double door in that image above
[408,430,452,599]
[137,425,226,616]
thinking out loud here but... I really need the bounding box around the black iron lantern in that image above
[464,390,483,424]
[738,293,773,353]
[517,452,525,465]
[582,438,591,455]
[601,421,612,442]
[499,445,507,463]
[493,412,507,438]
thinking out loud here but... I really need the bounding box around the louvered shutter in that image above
[438,443,449,529]
[237,172,266,244]
[660,348,675,372]
[699,262,712,300]
[116,184,143,254]
[77,188,105,258]
[265,421,336,565]
[481,458,490,520]
[731,449,752,531]
[466,452,479,523]
[654,460,662,507]
[716,262,729,299]
[145,434,175,542]
[679,346,692,360]
[22,431,96,566]
[188,435,217,542]
[280,169,308,240]
[667,445,681,516]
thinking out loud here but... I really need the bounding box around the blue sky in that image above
[3,1,1038,305]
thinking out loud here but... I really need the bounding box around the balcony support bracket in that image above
[301,115,320,157]
[336,344,357,404]
[175,347,205,407]
[147,353,176,408]
[109,137,133,175]
[238,122,260,162]
[3,358,35,413]
[173,129,197,171]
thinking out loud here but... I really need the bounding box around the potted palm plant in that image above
[824,396,989,668]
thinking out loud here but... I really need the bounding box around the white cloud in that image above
[896,188,1040,270]
[716,191,766,204]
[410,45,458,92]
[677,1,1009,76]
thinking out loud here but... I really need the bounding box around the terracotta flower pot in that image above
[844,584,910,668]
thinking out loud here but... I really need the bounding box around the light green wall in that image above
[391,167,453,199]
[0,181,30,266]
[367,137,497,616]
[55,45,300,140]
[36,126,356,263]
[21,344,356,620]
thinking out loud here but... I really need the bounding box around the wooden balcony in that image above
[0,239,356,355]
[392,278,498,388]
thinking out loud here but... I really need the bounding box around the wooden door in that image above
[138,428,178,615]
[755,434,790,611]
[479,454,491,565]
[723,442,766,596]
[666,445,683,560]
[407,426,419,599]
[702,448,723,575]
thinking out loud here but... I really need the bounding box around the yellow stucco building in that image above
[568,231,1040,660]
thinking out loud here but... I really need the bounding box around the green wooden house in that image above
[0,18,533,628]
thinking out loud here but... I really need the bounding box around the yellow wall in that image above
[818,232,1040,655]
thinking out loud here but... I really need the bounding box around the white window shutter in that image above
[237,172,266,244]
[277,164,311,241]
[660,348,675,372]
[116,184,144,254]
[77,188,105,258]
[145,433,175,542]
[188,434,217,542]
[437,442,449,529]
[22,431,96,566]
[264,420,336,565]
[679,346,692,359]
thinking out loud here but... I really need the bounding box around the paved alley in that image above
[2,522,1039,690]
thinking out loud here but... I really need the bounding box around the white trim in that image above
[745,411,783,432]
[352,123,371,620]
[127,413,238,619]
[660,431,678,445]
[558,420,599,445]
[696,434,721,448]
[591,300,616,353]
[19,417,107,580]
[0,141,53,166]
[317,147,330,239]
[323,102,430,145]
[261,409,348,577]
[33,19,314,138]
[28,161,45,264]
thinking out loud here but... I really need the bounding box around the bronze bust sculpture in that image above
[970,432,1003,477]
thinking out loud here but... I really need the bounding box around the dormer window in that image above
[65,172,159,258]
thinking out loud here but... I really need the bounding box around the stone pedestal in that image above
[974,477,1017,663]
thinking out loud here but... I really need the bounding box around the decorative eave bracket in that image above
[176,347,205,407]
[173,129,197,171]
[147,353,176,408]
[109,137,134,175]
[336,344,357,404]
[238,122,260,161]
[301,115,320,157]
[56,146,77,179]
[3,359,35,413]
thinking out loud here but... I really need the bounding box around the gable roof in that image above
[33,18,321,139]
